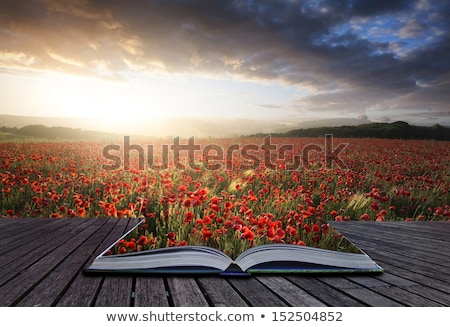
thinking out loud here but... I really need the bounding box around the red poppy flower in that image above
[360,213,371,221]
[224,201,234,210]
[370,202,379,211]
[303,224,311,234]
[267,226,275,239]
[312,224,320,233]
[137,235,149,246]
[202,215,213,224]
[242,227,255,241]
[184,211,194,223]
[126,241,136,251]
[272,235,283,243]
[201,227,212,240]
[167,232,176,240]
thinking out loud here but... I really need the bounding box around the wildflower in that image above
[273,235,284,243]
[242,227,255,241]
[360,213,371,221]
[126,241,136,251]
[202,215,213,225]
[276,228,285,239]
[370,202,379,211]
[224,201,234,211]
[312,224,320,233]
[303,224,311,234]
[286,225,297,236]
[167,232,176,240]
[184,211,194,223]
[265,226,273,239]
[137,235,149,246]
[201,227,212,240]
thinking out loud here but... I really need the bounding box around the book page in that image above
[104,215,363,260]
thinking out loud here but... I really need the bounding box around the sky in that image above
[0,0,449,135]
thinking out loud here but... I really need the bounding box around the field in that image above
[1,137,449,257]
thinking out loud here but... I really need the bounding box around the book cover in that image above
[85,217,384,275]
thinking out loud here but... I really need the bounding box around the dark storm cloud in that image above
[348,0,413,16]
[0,0,449,123]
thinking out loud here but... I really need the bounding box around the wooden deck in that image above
[0,218,448,307]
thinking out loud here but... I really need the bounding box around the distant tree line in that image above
[1,121,449,141]
[0,125,115,140]
[248,121,450,141]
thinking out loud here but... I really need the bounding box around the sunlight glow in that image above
[42,74,167,124]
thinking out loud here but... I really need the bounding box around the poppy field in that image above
[1,137,449,257]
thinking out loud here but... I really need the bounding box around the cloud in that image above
[0,0,449,124]
[399,18,427,39]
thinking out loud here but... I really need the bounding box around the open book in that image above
[85,219,383,275]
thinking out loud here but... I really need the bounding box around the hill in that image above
[0,125,119,142]
[1,120,449,141]
[248,121,450,141]
[0,114,369,138]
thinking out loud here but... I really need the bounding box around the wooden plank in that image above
[57,218,133,307]
[317,277,403,307]
[0,217,50,229]
[332,223,450,258]
[134,277,169,307]
[285,276,365,307]
[0,218,100,306]
[0,219,447,307]
[196,277,248,307]
[370,260,450,295]
[0,217,20,226]
[166,277,209,306]
[228,277,288,307]
[346,276,444,306]
[255,276,327,307]
[57,275,103,307]
[0,218,91,286]
[15,218,112,307]
[92,218,140,307]
[373,272,419,287]
[335,235,450,282]
[330,224,450,280]
[0,218,78,257]
[373,285,445,307]
[324,222,450,306]
[373,222,450,241]
[402,285,450,306]
[0,218,54,242]
[332,222,450,260]
[94,276,134,307]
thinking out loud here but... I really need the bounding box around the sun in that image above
[14,70,227,136]
[39,72,171,131]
